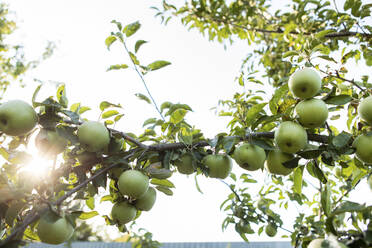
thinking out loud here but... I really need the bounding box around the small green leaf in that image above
[78,211,99,220]
[315,30,335,39]
[102,110,119,119]
[297,149,324,159]
[135,40,147,53]
[86,197,95,210]
[282,50,299,58]
[325,95,352,105]
[245,103,267,127]
[282,157,300,169]
[111,20,122,31]
[170,109,187,124]
[105,35,117,50]
[129,52,140,65]
[32,84,42,108]
[56,84,68,108]
[114,114,124,122]
[99,101,122,111]
[150,178,175,188]
[293,166,304,194]
[155,185,173,196]
[107,64,129,71]
[332,131,352,148]
[135,93,151,104]
[321,183,331,216]
[147,60,171,71]
[123,21,141,37]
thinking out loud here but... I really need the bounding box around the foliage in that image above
[0,1,372,248]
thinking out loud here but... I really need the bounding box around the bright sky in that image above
[3,0,371,243]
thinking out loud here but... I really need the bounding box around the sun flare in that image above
[23,156,52,178]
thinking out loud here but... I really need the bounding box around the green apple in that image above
[174,153,195,175]
[275,121,307,153]
[37,211,74,245]
[352,134,372,164]
[358,95,372,125]
[295,98,328,128]
[202,154,232,179]
[308,238,347,248]
[111,201,137,224]
[235,220,253,234]
[265,223,277,237]
[368,175,372,191]
[0,100,38,136]
[118,170,149,198]
[77,121,110,152]
[265,149,294,176]
[233,143,266,171]
[288,67,322,99]
[134,186,156,211]
[35,129,68,158]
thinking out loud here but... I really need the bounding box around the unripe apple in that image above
[233,143,266,171]
[352,134,372,164]
[77,121,110,152]
[174,153,195,175]
[358,95,372,125]
[274,121,307,153]
[308,238,347,248]
[265,149,294,176]
[35,129,68,158]
[288,67,322,99]
[134,186,157,211]
[295,98,328,128]
[111,201,137,224]
[37,211,74,245]
[118,170,149,198]
[0,100,38,136]
[202,154,232,179]
[265,223,277,237]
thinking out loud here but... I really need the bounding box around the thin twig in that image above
[122,41,165,121]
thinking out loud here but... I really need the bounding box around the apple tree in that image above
[0,0,372,248]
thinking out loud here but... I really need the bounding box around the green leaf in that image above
[155,185,173,196]
[114,114,124,123]
[194,174,203,194]
[315,30,335,39]
[293,166,304,194]
[135,40,147,53]
[283,157,300,169]
[102,110,119,119]
[78,211,99,220]
[331,201,367,215]
[123,21,141,37]
[222,136,238,154]
[99,101,122,111]
[325,95,352,105]
[143,118,157,127]
[32,84,42,108]
[297,149,324,159]
[332,131,352,148]
[150,178,175,188]
[170,109,187,124]
[129,52,140,65]
[86,197,95,210]
[56,84,68,108]
[147,60,171,71]
[135,93,151,104]
[245,103,267,127]
[100,195,113,203]
[107,64,128,71]
[321,183,331,216]
[282,50,299,58]
[105,35,117,50]
[269,84,288,114]
[111,20,122,31]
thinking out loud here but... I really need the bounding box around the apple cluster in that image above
[111,170,157,225]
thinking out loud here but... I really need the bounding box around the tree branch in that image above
[148,132,329,151]
[202,16,372,39]
[0,149,138,247]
